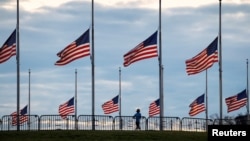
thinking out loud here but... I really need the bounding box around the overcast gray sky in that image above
[0,0,250,119]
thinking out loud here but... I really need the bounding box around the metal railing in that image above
[0,115,249,131]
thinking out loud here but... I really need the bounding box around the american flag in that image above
[225,89,247,113]
[149,98,160,117]
[55,29,90,66]
[59,97,74,119]
[102,95,119,114]
[189,94,205,116]
[0,29,16,64]
[11,105,28,126]
[185,37,218,75]
[123,31,158,67]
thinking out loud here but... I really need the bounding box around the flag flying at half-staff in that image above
[149,98,160,117]
[55,29,90,66]
[10,105,28,126]
[189,94,206,116]
[59,97,74,119]
[0,29,16,64]
[185,37,218,75]
[123,31,158,67]
[102,95,119,114]
[225,89,247,113]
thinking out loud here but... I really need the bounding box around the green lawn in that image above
[0,130,207,141]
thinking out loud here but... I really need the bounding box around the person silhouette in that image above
[133,108,142,130]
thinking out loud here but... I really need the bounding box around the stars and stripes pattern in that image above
[10,105,28,126]
[149,98,160,117]
[0,29,16,64]
[123,31,158,67]
[102,95,119,114]
[185,37,218,75]
[55,29,90,66]
[59,97,74,119]
[225,89,247,113]
[189,94,205,116]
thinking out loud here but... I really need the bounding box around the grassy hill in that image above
[0,130,207,141]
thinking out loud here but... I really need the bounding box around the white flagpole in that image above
[119,67,122,129]
[28,69,31,130]
[218,0,223,125]
[246,59,249,116]
[75,69,78,130]
[205,70,208,129]
[16,0,20,131]
[158,0,164,131]
[91,0,95,131]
